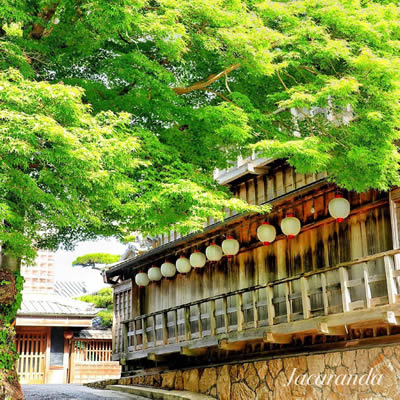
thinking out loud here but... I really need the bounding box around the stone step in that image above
[107,385,216,400]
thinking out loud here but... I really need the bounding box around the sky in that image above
[54,237,127,292]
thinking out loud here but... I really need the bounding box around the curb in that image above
[106,384,216,400]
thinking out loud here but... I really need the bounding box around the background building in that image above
[16,250,121,384]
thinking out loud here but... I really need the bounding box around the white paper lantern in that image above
[206,243,223,262]
[176,255,191,274]
[281,214,301,239]
[135,271,150,287]
[257,222,276,245]
[161,261,176,278]
[329,194,350,222]
[190,250,206,269]
[222,236,240,258]
[147,266,162,282]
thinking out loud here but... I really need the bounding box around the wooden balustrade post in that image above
[184,306,191,341]
[385,256,398,304]
[339,267,351,312]
[142,318,148,349]
[197,304,203,338]
[252,290,259,328]
[362,263,372,309]
[174,310,179,343]
[210,300,216,336]
[321,273,329,315]
[285,282,292,322]
[223,297,229,333]
[152,315,157,347]
[266,285,275,326]
[122,322,128,357]
[132,321,138,351]
[300,277,311,319]
[162,312,168,345]
[237,293,245,331]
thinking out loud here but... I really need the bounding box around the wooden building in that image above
[16,294,121,384]
[16,252,121,384]
[105,158,400,397]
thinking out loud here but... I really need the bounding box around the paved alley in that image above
[22,384,147,400]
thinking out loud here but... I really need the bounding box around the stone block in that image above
[183,369,199,392]
[231,382,255,400]
[217,365,231,400]
[199,368,217,394]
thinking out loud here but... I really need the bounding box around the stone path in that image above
[22,384,147,400]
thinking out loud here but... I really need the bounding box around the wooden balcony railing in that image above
[120,249,400,359]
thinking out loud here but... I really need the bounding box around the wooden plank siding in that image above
[122,249,400,358]
[112,189,393,358]
[113,280,132,355]
[144,190,391,315]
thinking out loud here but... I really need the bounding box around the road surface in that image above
[22,384,146,400]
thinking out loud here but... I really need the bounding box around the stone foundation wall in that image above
[115,344,400,399]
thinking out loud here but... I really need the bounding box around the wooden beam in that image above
[147,353,169,362]
[180,346,207,357]
[264,332,292,344]
[218,339,246,351]
[317,322,347,336]
[384,311,400,325]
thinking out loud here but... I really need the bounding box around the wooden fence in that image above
[69,339,121,384]
[15,328,47,384]
[121,249,400,357]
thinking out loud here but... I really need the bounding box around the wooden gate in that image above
[15,328,48,384]
[69,339,121,384]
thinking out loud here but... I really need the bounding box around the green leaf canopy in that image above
[0,0,399,259]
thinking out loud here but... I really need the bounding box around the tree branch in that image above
[276,70,288,91]
[29,2,59,40]
[173,63,241,95]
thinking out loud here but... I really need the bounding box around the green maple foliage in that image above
[0,0,399,391]
[1,2,399,261]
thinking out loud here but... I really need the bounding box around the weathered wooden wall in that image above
[112,160,395,358]
[144,189,391,316]
[113,280,133,357]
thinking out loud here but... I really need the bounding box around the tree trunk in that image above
[0,250,23,400]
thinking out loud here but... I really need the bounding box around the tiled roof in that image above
[54,280,88,298]
[74,329,112,339]
[18,293,97,317]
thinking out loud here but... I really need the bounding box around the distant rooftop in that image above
[54,280,88,298]
[74,329,112,339]
[18,293,96,317]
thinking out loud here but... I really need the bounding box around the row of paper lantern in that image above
[256,195,350,244]
[135,195,350,287]
[135,237,240,287]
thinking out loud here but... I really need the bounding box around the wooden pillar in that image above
[300,277,311,319]
[210,300,216,336]
[266,286,275,326]
[184,306,191,341]
[385,255,398,304]
[237,293,244,331]
[339,267,351,312]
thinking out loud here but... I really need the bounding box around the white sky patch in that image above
[54,238,127,293]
